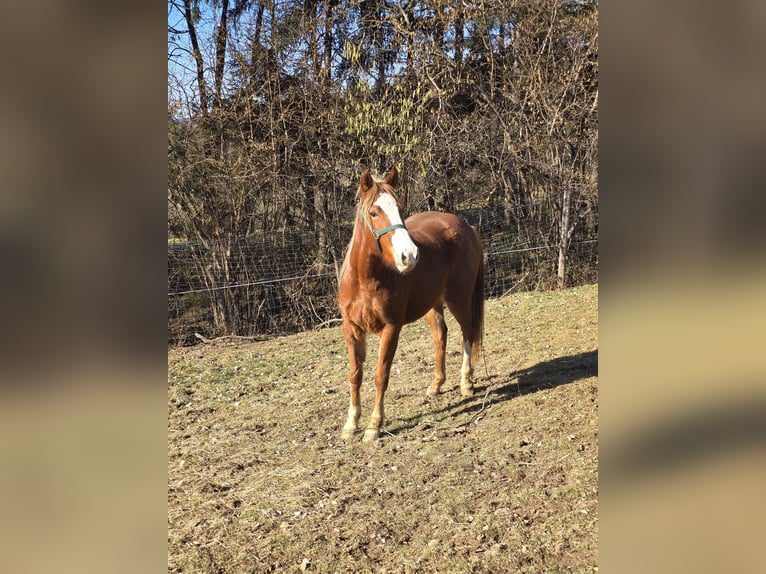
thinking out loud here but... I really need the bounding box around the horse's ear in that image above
[383,166,399,188]
[359,168,374,199]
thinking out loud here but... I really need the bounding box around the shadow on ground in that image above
[387,349,598,435]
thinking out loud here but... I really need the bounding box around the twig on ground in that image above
[194,333,269,344]
[464,388,493,427]
[500,272,530,298]
[313,318,343,330]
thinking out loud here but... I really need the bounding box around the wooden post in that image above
[557,188,572,289]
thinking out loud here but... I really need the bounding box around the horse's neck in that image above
[348,218,388,282]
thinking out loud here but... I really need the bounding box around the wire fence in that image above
[168,204,597,345]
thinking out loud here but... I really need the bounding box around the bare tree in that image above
[168,0,598,340]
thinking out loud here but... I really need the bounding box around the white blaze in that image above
[374,193,419,273]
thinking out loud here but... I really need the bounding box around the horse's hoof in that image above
[460,386,476,397]
[340,427,357,440]
[426,380,445,397]
[362,428,380,442]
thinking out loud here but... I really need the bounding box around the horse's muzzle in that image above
[395,245,419,274]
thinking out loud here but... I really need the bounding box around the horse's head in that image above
[358,167,419,273]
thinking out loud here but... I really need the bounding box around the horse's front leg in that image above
[341,321,366,439]
[363,324,401,442]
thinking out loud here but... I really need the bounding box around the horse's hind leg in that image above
[445,302,478,397]
[424,304,448,397]
[458,337,476,397]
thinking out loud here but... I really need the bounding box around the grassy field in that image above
[168,283,598,573]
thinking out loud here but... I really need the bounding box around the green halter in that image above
[361,206,407,254]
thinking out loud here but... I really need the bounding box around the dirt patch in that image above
[168,284,598,573]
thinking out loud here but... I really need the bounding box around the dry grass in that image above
[168,284,598,573]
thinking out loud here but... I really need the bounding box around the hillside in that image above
[168,284,598,573]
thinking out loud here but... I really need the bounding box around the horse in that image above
[338,166,485,441]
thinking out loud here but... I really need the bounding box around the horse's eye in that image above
[370,210,378,218]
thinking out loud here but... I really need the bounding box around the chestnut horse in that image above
[338,167,484,441]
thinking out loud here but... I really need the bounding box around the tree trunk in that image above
[557,188,572,289]
[182,0,209,115]
[454,7,464,67]
[314,181,328,264]
[250,2,265,88]
[323,0,334,81]
[213,0,230,109]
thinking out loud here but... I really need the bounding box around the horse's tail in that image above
[471,245,485,366]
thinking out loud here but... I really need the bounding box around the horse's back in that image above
[406,211,481,255]
[405,210,482,304]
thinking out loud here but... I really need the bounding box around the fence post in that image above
[557,188,572,290]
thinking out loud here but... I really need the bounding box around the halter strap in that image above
[370,224,407,254]
[360,207,407,254]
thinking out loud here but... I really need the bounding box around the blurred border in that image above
[0,1,167,573]
[1,0,765,572]
[601,1,766,572]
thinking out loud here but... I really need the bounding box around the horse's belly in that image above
[403,289,443,324]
